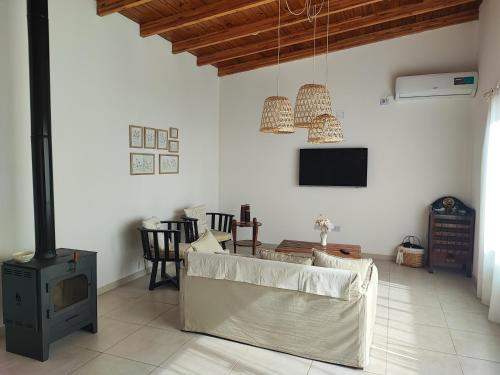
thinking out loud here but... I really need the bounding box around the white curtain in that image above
[478,91,500,323]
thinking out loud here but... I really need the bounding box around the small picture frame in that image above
[168,140,179,153]
[159,154,179,174]
[130,153,155,175]
[157,129,168,150]
[144,127,156,149]
[169,127,178,139]
[129,125,143,148]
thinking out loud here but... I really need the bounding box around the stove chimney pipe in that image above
[27,0,57,259]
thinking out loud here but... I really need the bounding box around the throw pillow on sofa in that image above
[184,204,208,233]
[313,250,373,290]
[191,230,227,254]
[257,248,313,266]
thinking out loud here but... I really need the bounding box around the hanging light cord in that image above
[277,0,281,96]
[285,0,325,22]
[313,5,317,84]
[325,0,329,88]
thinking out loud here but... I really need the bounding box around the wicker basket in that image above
[400,247,425,268]
[396,236,425,268]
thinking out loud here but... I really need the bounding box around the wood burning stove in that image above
[1,0,98,361]
[2,250,97,361]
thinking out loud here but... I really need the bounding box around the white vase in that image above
[320,231,328,246]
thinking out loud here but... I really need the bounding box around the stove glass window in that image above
[52,274,88,312]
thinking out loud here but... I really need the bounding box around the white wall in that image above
[219,22,478,256]
[471,0,500,276]
[0,0,219,319]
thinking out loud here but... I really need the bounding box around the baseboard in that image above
[97,266,150,295]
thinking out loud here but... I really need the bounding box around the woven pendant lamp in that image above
[260,96,294,133]
[308,113,343,143]
[294,83,332,128]
[260,0,295,134]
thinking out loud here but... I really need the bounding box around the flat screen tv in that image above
[299,148,368,187]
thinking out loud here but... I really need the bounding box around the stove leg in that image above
[39,340,49,362]
[83,320,98,334]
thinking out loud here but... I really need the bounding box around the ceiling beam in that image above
[218,9,478,76]
[172,0,383,54]
[97,0,154,16]
[198,0,477,66]
[140,0,275,37]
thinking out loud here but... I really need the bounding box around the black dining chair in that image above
[183,212,234,249]
[138,227,181,290]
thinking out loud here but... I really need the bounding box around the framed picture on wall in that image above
[129,125,143,148]
[159,154,179,174]
[169,127,178,139]
[168,140,179,153]
[130,153,155,175]
[144,127,156,149]
[157,129,168,150]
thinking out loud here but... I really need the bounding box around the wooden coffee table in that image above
[275,240,361,259]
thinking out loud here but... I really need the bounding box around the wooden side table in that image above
[231,218,262,256]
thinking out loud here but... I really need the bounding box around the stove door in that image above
[47,270,91,322]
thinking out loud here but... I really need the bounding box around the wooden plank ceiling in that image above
[97,0,481,76]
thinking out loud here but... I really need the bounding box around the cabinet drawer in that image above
[431,251,469,265]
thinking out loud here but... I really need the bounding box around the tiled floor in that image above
[1,251,500,375]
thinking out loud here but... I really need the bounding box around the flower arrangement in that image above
[314,214,334,246]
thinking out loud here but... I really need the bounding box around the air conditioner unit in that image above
[395,72,478,100]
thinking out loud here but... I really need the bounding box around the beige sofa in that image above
[179,252,378,368]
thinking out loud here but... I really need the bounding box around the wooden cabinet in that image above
[428,197,475,277]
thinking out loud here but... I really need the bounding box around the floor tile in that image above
[0,337,98,375]
[139,286,180,305]
[390,268,433,290]
[388,320,455,354]
[445,311,500,336]
[450,329,500,362]
[59,317,142,352]
[389,285,440,308]
[107,277,150,299]
[388,300,447,327]
[148,306,183,331]
[105,300,174,325]
[363,346,387,375]
[97,292,134,316]
[459,356,500,375]
[437,290,487,314]
[156,335,245,375]
[229,345,311,375]
[307,360,373,375]
[373,317,389,345]
[377,295,389,319]
[71,353,155,375]
[386,343,462,375]
[105,325,191,366]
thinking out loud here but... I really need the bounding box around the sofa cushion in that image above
[211,230,232,243]
[191,230,225,254]
[168,242,193,259]
[142,217,165,250]
[184,205,208,233]
[186,252,359,300]
[257,248,313,266]
[313,250,373,290]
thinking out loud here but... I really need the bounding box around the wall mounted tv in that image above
[299,148,368,187]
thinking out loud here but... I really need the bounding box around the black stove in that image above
[2,249,97,361]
